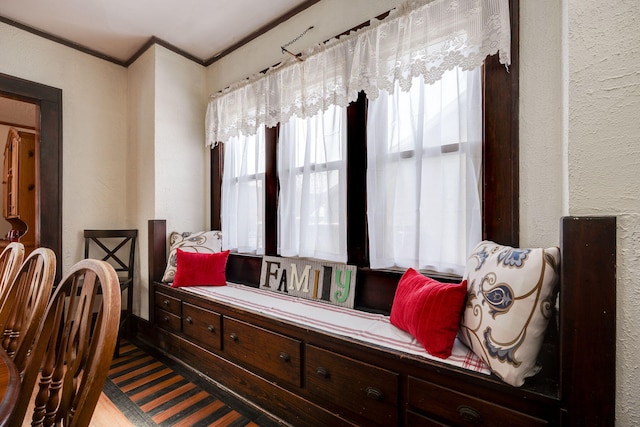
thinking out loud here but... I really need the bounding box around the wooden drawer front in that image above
[182,303,222,351]
[223,317,301,388]
[155,292,181,316]
[407,376,548,427]
[406,409,448,427]
[306,345,398,426]
[155,308,181,333]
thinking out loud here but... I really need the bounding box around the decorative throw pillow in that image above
[172,249,230,287]
[458,241,560,387]
[390,268,468,359]
[161,230,222,283]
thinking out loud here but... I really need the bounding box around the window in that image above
[210,0,519,279]
[367,67,482,275]
[278,105,348,262]
[220,128,266,254]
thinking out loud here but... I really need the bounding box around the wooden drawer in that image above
[407,376,548,427]
[306,344,398,426]
[155,307,181,333]
[406,409,448,426]
[182,302,222,351]
[155,291,181,316]
[223,317,301,388]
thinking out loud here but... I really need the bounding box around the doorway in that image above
[0,73,62,282]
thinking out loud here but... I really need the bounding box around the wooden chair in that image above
[0,242,25,304]
[83,229,137,353]
[0,247,56,360]
[10,259,121,427]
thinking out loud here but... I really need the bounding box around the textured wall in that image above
[567,0,640,424]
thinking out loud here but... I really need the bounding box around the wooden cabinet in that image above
[2,128,36,253]
[224,317,301,388]
[406,376,549,427]
[154,291,181,333]
[182,303,221,352]
[306,344,399,426]
[146,283,560,427]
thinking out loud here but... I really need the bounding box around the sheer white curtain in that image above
[278,105,348,262]
[367,66,482,275]
[206,0,510,145]
[221,128,266,254]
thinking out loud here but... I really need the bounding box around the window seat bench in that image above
[139,217,616,426]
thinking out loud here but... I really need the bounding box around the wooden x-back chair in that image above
[83,229,136,353]
[10,259,121,427]
[0,247,55,360]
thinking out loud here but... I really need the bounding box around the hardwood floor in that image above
[94,340,283,427]
[93,392,137,427]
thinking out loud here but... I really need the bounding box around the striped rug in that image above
[104,340,281,427]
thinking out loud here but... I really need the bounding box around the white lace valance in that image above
[206,0,511,146]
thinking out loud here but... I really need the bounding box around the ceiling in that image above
[0,0,321,127]
[0,0,320,65]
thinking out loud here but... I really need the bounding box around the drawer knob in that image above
[185,316,193,324]
[162,316,169,323]
[366,387,383,401]
[316,367,329,378]
[163,299,170,306]
[207,325,216,333]
[279,352,290,362]
[457,405,482,424]
[229,333,238,341]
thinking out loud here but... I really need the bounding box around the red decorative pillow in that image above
[171,249,230,288]
[390,268,467,359]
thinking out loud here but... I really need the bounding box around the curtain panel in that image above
[205,0,511,146]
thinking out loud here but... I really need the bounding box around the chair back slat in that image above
[0,247,56,360]
[83,230,137,281]
[0,242,25,305]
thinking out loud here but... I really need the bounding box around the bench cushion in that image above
[184,282,491,374]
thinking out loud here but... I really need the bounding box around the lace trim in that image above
[206,0,510,146]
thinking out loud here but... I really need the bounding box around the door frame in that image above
[0,73,62,282]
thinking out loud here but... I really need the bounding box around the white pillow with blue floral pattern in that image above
[162,230,223,283]
[458,241,560,387]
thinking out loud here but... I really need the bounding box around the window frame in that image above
[211,0,519,289]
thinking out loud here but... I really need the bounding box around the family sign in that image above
[259,256,357,308]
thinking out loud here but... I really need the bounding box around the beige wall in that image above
[128,47,156,319]
[0,0,637,423]
[0,20,129,271]
[206,0,402,93]
[128,45,207,319]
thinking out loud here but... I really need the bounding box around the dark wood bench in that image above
[138,216,616,426]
